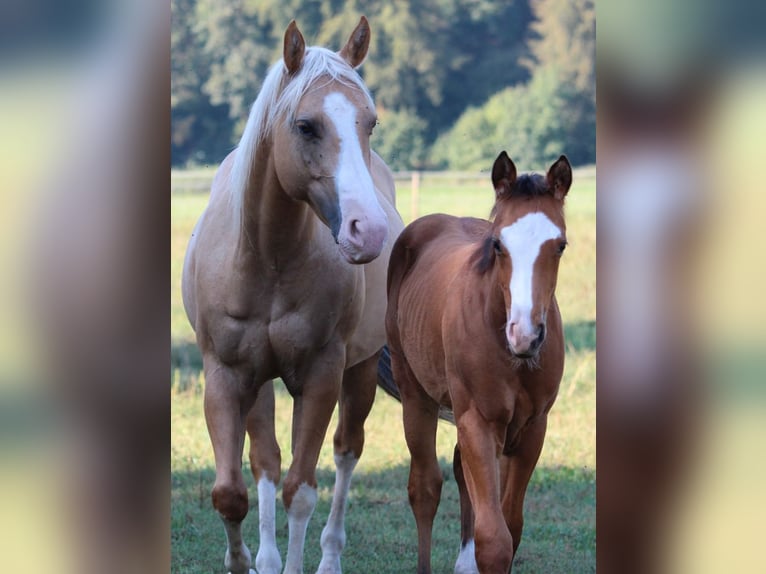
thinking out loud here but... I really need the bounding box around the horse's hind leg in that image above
[246,381,283,574]
[393,353,442,574]
[203,357,258,574]
[453,445,478,574]
[317,349,380,574]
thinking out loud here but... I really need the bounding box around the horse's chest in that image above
[210,271,361,372]
[203,314,276,379]
[268,298,348,357]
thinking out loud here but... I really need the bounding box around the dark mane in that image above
[512,173,549,197]
[472,235,496,275]
[489,173,549,219]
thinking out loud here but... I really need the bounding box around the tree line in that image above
[172,0,594,171]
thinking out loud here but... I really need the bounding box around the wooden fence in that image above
[172,166,596,220]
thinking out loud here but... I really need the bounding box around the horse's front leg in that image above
[282,346,346,574]
[203,356,259,574]
[245,380,283,574]
[499,415,548,556]
[456,407,514,574]
[317,349,380,574]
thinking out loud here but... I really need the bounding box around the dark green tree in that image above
[372,108,428,171]
[171,0,594,169]
[431,67,569,171]
[172,0,233,165]
[523,0,595,165]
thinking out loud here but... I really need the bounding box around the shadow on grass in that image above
[172,460,594,574]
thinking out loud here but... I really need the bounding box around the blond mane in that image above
[227,46,373,226]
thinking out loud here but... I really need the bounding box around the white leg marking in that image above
[454,539,479,574]
[500,212,562,344]
[316,453,359,574]
[222,517,255,574]
[255,477,282,574]
[284,482,318,574]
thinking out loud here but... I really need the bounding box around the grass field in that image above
[171,170,596,573]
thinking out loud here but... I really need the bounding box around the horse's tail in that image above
[376,345,400,401]
[377,345,455,425]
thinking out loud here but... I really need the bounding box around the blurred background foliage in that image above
[171,0,595,171]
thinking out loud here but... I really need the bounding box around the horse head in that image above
[480,152,572,358]
[271,18,388,264]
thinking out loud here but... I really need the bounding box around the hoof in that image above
[315,556,341,574]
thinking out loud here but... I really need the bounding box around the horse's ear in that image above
[283,20,306,75]
[340,16,371,68]
[547,155,572,200]
[491,151,517,199]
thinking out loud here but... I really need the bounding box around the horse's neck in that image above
[237,148,316,263]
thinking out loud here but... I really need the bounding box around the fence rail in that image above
[171,165,596,195]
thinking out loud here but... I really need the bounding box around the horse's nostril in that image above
[349,218,362,236]
[538,323,546,341]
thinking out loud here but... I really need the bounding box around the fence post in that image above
[410,171,421,221]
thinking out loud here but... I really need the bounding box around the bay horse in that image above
[384,152,572,573]
[182,17,403,574]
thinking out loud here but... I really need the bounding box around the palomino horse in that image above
[182,17,403,574]
[384,152,572,573]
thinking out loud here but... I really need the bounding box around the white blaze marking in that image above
[255,477,282,574]
[500,212,562,337]
[323,92,383,220]
[284,482,318,574]
[454,539,479,574]
[317,453,359,573]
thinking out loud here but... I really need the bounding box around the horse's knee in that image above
[407,468,443,515]
[212,479,249,522]
[333,422,365,459]
[282,474,318,514]
[475,524,513,573]
[475,543,513,574]
[249,446,281,484]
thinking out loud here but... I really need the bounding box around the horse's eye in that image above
[296,120,317,138]
[492,238,503,254]
[557,241,567,255]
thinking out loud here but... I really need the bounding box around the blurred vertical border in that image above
[0,0,169,572]
[1,1,765,573]
[598,0,766,572]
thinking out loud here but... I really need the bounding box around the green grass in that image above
[171,171,595,573]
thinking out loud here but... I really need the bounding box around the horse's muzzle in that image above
[338,213,389,264]
[508,322,546,357]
